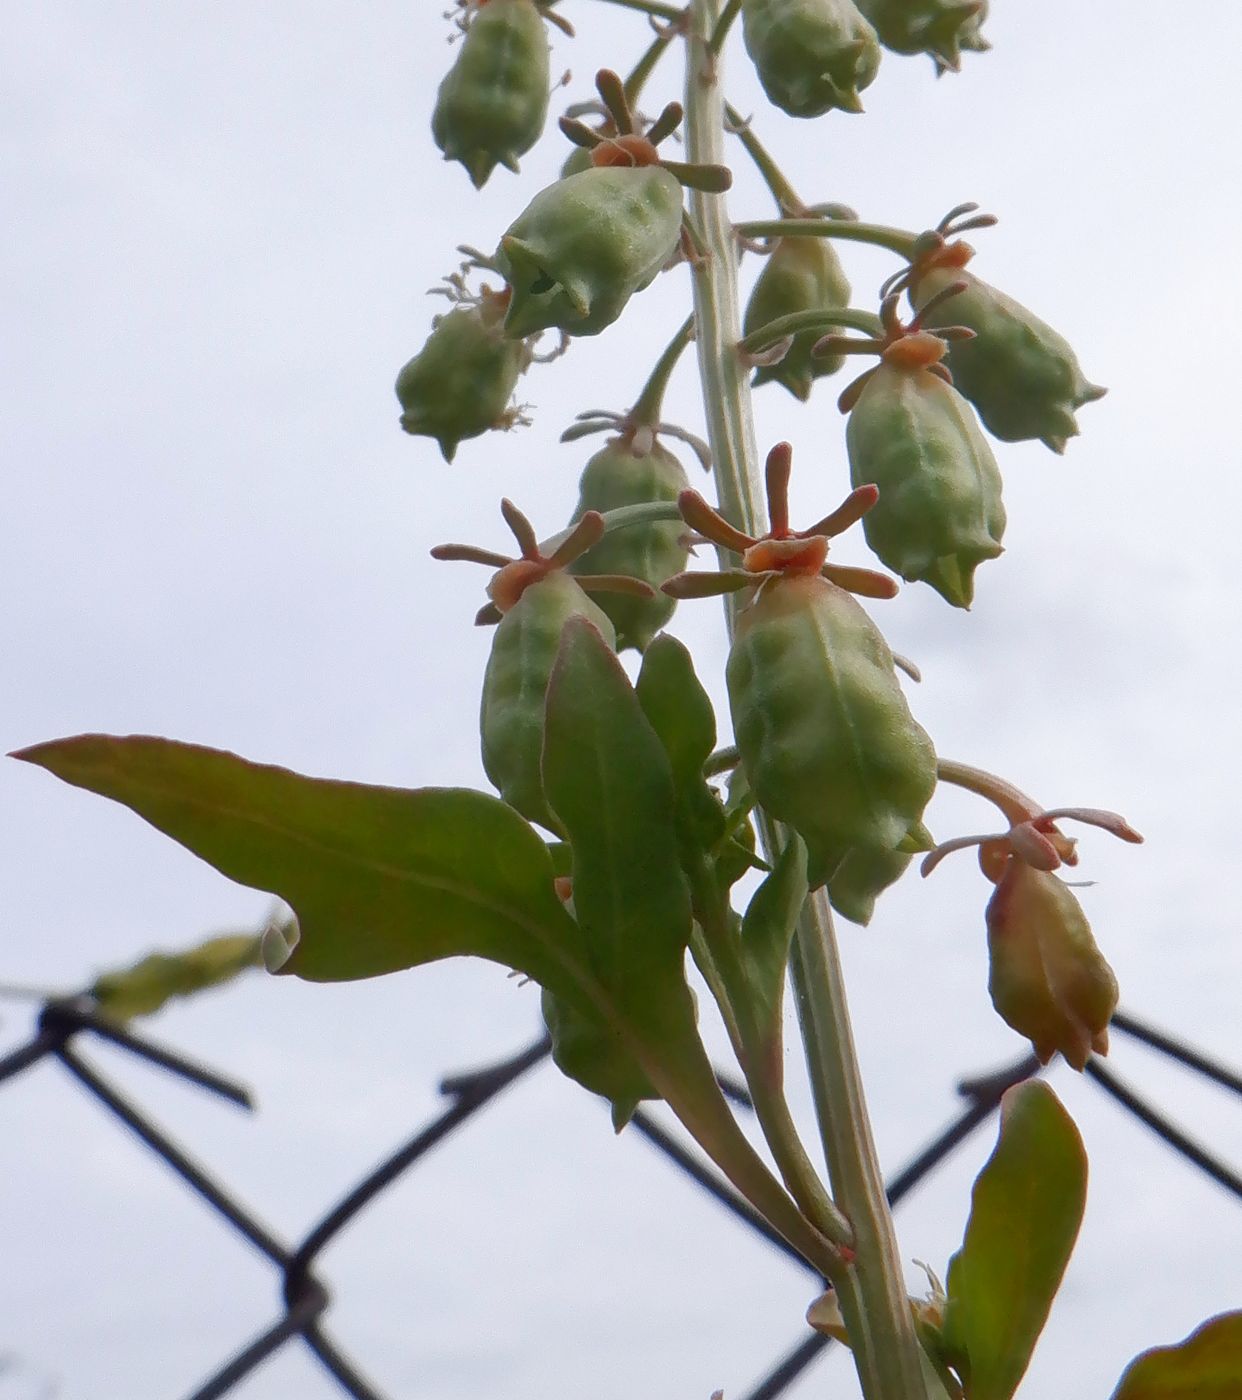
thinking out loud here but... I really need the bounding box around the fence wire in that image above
[1,997,1239,1399]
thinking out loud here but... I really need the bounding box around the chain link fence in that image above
[2,998,1239,1399]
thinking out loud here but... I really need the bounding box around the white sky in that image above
[3,2,1242,1398]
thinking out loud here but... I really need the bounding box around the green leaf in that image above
[941,1079,1087,1400]
[739,832,809,1038]
[541,986,655,1132]
[636,632,726,849]
[90,931,263,1021]
[542,617,694,1029]
[1110,1312,1242,1400]
[14,735,592,1009]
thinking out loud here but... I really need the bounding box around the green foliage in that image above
[90,932,262,1021]
[14,736,594,1008]
[939,1080,1087,1400]
[739,834,809,1038]
[541,986,656,1131]
[1109,1312,1242,1400]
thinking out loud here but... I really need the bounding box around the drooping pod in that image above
[433,499,656,832]
[567,437,691,651]
[855,0,986,71]
[907,236,1106,453]
[432,0,551,188]
[744,237,853,400]
[826,840,915,926]
[741,0,881,118]
[727,574,937,886]
[482,571,616,831]
[826,292,1005,608]
[395,289,530,461]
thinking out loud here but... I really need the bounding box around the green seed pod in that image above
[567,438,691,651]
[495,165,684,339]
[395,291,530,462]
[912,263,1107,453]
[741,0,881,118]
[432,0,551,189]
[481,571,616,831]
[826,842,913,926]
[744,237,852,401]
[855,0,983,69]
[846,359,1006,608]
[727,574,936,886]
[560,143,595,179]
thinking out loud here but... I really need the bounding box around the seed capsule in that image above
[482,571,617,831]
[496,165,684,339]
[567,438,691,651]
[395,290,529,462]
[741,0,881,118]
[855,0,985,71]
[727,574,937,886]
[744,237,853,401]
[826,842,914,926]
[911,258,1106,453]
[846,357,1005,608]
[432,0,551,188]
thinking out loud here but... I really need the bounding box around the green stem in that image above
[704,743,739,776]
[687,854,852,1248]
[740,306,885,351]
[624,21,679,105]
[630,314,695,426]
[724,103,804,215]
[735,217,920,259]
[684,4,933,1396]
[708,0,743,54]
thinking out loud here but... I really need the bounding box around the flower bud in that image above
[727,574,936,886]
[432,0,551,188]
[911,259,1106,453]
[482,571,617,831]
[855,0,985,71]
[741,0,881,118]
[986,859,1119,1071]
[567,438,691,651]
[395,290,530,462]
[846,358,1005,608]
[744,237,853,401]
[495,165,684,339]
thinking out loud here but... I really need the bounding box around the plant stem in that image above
[591,0,685,20]
[683,5,933,1396]
[724,103,805,215]
[630,314,696,425]
[740,306,885,350]
[736,217,920,259]
[624,21,680,105]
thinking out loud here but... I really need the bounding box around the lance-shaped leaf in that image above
[14,736,593,1010]
[739,833,809,1043]
[542,617,694,1031]
[90,931,263,1021]
[635,632,725,848]
[941,1079,1087,1400]
[1110,1312,1242,1400]
[541,986,655,1132]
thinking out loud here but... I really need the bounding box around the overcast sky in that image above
[4,3,1242,1398]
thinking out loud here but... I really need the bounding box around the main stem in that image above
[682,7,931,1397]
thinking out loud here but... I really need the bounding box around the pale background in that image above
[3,2,1241,1397]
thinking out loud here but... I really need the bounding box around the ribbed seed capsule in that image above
[480,572,616,832]
[727,574,936,887]
[567,439,690,651]
[855,0,984,69]
[395,293,529,462]
[432,0,551,188]
[826,842,914,926]
[846,359,1005,608]
[496,166,684,339]
[741,0,881,117]
[912,264,1107,453]
[744,237,852,401]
